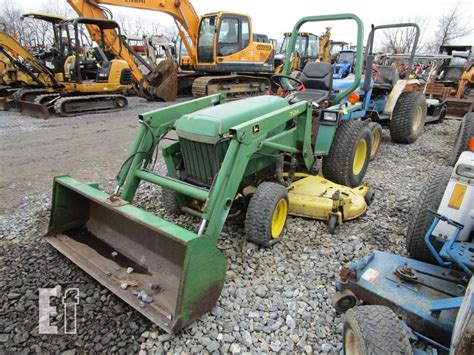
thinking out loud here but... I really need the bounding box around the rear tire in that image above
[343,306,413,355]
[390,91,427,144]
[406,167,452,263]
[368,122,383,160]
[449,112,474,166]
[245,182,288,247]
[322,120,372,187]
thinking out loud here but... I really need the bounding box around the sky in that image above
[10,0,474,48]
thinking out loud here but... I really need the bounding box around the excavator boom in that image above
[67,0,201,101]
[0,32,57,88]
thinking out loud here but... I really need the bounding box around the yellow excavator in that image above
[1,16,134,118]
[0,32,60,110]
[66,0,274,99]
[0,13,65,107]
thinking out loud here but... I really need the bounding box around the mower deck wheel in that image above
[332,289,357,313]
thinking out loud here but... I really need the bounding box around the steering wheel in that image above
[271,74,305,100]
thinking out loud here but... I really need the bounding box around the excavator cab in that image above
[196,12,273,72]
[56,18,124,84]
[275,32,319,70]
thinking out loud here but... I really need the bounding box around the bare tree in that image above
[40,0,74,17]
[381,17,429,53]
[425,1,473,52]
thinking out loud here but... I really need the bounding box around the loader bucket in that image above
[18,100,49,119]
[46,176,227,333]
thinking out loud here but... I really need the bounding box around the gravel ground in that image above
[0,117,459,354]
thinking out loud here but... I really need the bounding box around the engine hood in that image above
[175,95,289,144]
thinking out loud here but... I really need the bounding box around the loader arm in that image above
[0,32,57,87]
[67,0,199,66]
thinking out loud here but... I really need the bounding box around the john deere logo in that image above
[252,124,260,135]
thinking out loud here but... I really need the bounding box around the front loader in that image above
[46,14,372,333]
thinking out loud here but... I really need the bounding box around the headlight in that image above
[324,112,338,121]
[456,164,474,179]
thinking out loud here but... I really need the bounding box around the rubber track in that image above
[344,306,412,354]
[390,91,426,144]
[245,182,287,247]
[405,167,452,263]
[53,94,127,117]
[449,112,474,166]
[192,75,270,100]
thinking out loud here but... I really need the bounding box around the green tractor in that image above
[46,14,372,333]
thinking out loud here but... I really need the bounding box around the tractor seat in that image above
[374,66,399,89]
[297,62,333,103]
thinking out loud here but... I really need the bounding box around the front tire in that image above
[390,91,427,144]
[245,182,288,247]
[343,306,413,355]
[406,167,452,263]
[322,120,372,187]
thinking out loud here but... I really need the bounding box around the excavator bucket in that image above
[18,100,50,119]
[148,59,177,102]
[46,176,227,333]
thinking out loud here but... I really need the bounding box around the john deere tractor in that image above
[45,14,373,333]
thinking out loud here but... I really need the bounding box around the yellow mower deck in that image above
[287,174,371,232]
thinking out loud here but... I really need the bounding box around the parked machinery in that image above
[333,49,355,79]
[363,23,428,149]
[45,14,374,333]
[14,17,133,118]
[385,53,453,122]
[67,0,274,99]
[434,45,474,117]
[333,149,474,353]
[0,13,65,107]
[330,40,350,63]
[274,32,319,73]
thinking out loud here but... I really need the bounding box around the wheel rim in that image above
[271,199,288,238]
[413,105,423,132]
[344,328,362,355]
[371,129,381,157]
[353,139,368,176]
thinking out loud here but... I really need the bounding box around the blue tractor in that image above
[333,49,355,79]
[332,149,474,353]
[326,23,428,160]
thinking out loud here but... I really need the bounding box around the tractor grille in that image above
[120,69,133,85]
[179,138,230,186]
